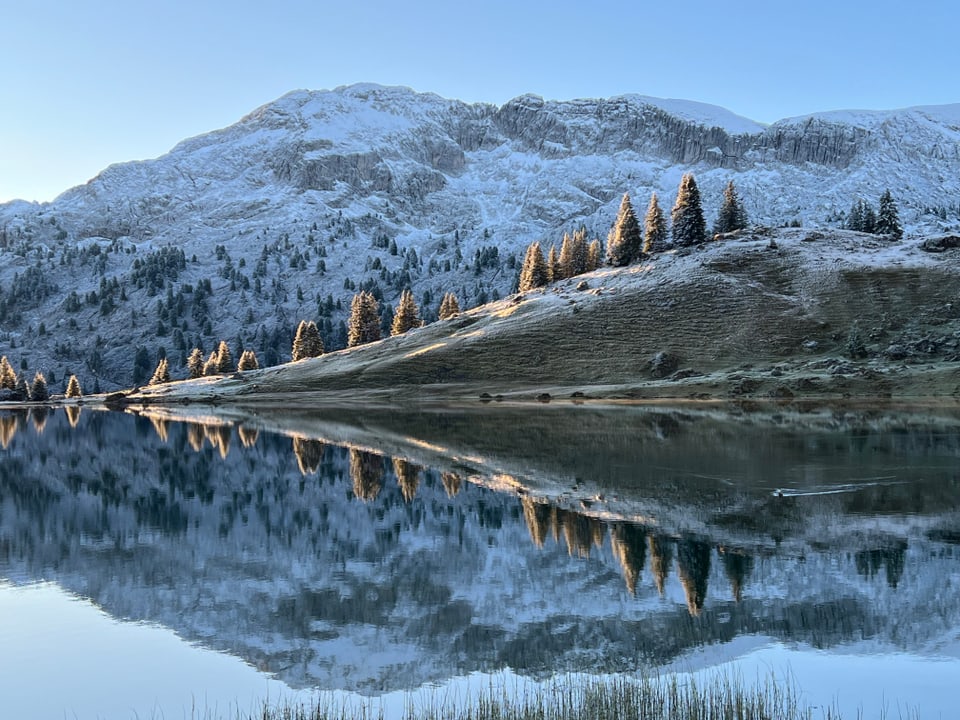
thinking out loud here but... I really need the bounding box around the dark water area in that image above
[0,404,958,717]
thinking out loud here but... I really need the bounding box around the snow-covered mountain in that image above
[1,84,959,389]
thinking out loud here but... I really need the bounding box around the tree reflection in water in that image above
[392,458,421,503]
[350,448,384,501]
[293,437,325,476]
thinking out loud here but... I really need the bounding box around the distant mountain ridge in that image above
[0,84,958,389]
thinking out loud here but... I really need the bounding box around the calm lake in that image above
[0,403,958,718]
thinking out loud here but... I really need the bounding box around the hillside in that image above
[126,226,960,406]
[1,84,959,390]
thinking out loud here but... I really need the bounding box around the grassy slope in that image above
[130,228,960,404]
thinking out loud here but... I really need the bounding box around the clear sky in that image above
[2,0,956,203]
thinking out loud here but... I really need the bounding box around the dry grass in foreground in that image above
[228,673,914,720]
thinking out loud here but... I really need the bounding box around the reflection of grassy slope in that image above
[131,231,960,403]
[136,402,960,545]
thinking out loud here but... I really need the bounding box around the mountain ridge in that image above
[1,84,959,390]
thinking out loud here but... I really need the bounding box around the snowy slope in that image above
[0,84,959,389]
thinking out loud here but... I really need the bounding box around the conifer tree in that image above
[379,304,394,337]
[438,292,461,320]
[567,227,589,277]
[187,348,205,379]
[671,174,707,246]
[713,180,748,236]
[558,233,574,280]
[14,375,27,401]
[518,241,548,291]
[237,349,259,371]
[0,356,17,392]
[847,199,878,233]
[215,340,233,374]
[876,189,903,239]
[203,351,220,376]
[845,199,864,231]
[65,374,82,398]
[586,239,602,271]
[643,193,668,253]
[391,289,421,336]
[607,193,643,265]
[29,372,49,401]
[347,291,381,347]
[149,358,171,385]
[546,245,559,283]
[292,320,324,361]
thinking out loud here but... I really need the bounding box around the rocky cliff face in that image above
[0,84,958,389]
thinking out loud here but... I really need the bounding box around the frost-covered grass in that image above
[228,674,878,720]
[129,228,960,406]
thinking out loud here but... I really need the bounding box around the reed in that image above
[228,671,897,720]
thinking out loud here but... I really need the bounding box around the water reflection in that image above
[350,447,384,501]
[293,437,325,475]
[0,405,958,695]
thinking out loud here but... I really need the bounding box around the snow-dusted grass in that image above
[129,228,960,406]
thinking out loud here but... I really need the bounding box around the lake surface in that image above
[0,403,958,718]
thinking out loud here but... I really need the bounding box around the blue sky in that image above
[2,0,956,203]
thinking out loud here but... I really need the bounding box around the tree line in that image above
[519,176,903,292]
[139,287,465,386]
[518,175,746,291]
[0,354,81,401]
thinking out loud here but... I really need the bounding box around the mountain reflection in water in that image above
[0,405,958,694]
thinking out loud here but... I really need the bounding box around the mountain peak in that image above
[1,85,959,390]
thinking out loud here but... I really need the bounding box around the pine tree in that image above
[187,348,205,379]
[557,233,574,280]
[29,372,49,401]
[14,375,27,401]
[546,245,559,283]
[0,356,17,392]
[65,375,82,398]
[671,174,707,246]
[845,199,864,231]
[347,291,381,347]
[391,289,421,336]
[643,193,668,253]
[518,241,548,292]
[149,358,171,385]
[607,193,642,265]
[877,189,903,239]
[847,199,878,233]
[379,304,394,337]
[215,340,233,373]
[569,227,589,276]
[203,351,219,376]
[585,238,601,270]
[438,292,461,320]
[292,320,324,361]
[237,349,259,371]
[713,180,748,236]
